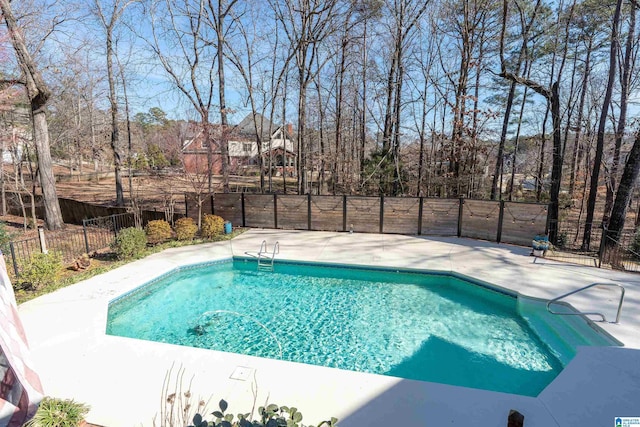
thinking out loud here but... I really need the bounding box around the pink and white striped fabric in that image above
[0,252,43,426]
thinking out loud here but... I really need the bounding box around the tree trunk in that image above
[359,19,368,187]
[568,40,591,197]
[105,25,124,207]
[491,81,517,200]
[216,2,231,193]
[607,130,640,241]
[582,0,623,250]
[509,84,530,201]
[548,82,563,243]
[333,35,348,194]
[604,5,635,225]
[0,0,64,229]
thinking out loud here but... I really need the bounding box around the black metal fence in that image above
[598,230,640,273]
[81,212,138,254]
[6,236,41,276]
[5,212,139,277]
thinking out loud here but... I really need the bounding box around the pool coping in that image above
[17,230,640,427]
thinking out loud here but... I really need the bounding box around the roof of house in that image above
[236,113,272,138]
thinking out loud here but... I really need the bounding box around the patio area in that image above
[17,230,640,426]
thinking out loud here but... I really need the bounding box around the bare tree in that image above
[582,0,623,249]
[93,0,137,207]
[0,0,64,229]
[142,0,222,193]
[498,0,572,243]
[272,0,341,194]
[491,0,542,200]
[205,0,239,193]
[603,2,636,224]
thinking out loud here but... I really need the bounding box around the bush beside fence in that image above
[4,208,185,278]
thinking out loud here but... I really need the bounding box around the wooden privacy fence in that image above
[3,194,181,226]
[185,193,549,246]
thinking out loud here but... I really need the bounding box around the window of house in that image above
[201,140,209,149]
[243,142,252,152]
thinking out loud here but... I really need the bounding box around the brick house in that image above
[182,114,296,176]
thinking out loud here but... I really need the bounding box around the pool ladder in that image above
[546,282,625,323]
[258,240,279,271]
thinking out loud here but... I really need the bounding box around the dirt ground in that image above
[54,172,265,212]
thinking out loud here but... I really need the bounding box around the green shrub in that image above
[174,217,198,240]
[556,231,568,249]
[201,214,225,238]
[0,221,14,254]
[145,219,172,244]
[26,396,90,427]
[112,227,147,260]
[189,399,337,427]
[18,251,63,291]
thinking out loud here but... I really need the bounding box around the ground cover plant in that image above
[25,397,90,427]
[158,366,338,427]
[188,400,338,427]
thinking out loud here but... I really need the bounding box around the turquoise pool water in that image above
[107,260,566,396]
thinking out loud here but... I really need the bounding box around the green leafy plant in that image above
[26,396,90,427]
[146,220,173,244]
[18,251,63,290]
[174,217,198,241]
[188,399,338,427]
[201,214,225,239]
[111,227,147,260]
[556,231,568,249]
[0,221,14,254]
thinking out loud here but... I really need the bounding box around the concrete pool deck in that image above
[17,230,640,426]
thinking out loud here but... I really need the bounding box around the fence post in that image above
[418,197,423,235]
[241,193,246,227]
[597,228,608,268]
[112,214,119,237]
[37,227,48,254]
[379,196,384,234]
[274,194,278,229]
[82,219,90,254]
[307,193,312,230]
[343,195,347,232]
[497,200,505,243]
[9,242,19,277]
[457,197,464,238]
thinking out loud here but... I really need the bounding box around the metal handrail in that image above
[546,282,625,323]
[258,240,279,271]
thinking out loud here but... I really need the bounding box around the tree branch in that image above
[0,78,26,88]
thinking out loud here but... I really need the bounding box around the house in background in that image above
[181,113,296,176]
[0,107,29,164]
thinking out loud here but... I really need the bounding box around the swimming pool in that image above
[106,259,614,396]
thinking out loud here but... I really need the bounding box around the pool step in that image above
[518,298,616,366]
